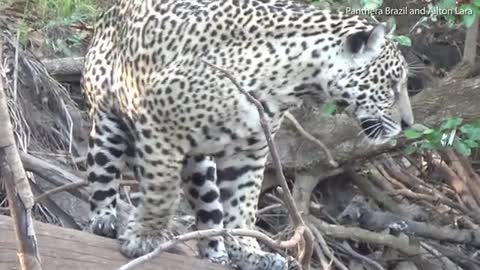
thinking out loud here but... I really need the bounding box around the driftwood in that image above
[0,215,231,270]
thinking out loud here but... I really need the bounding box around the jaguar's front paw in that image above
[228,244,289,270]
[207,254,231,265]
[89,212,118,238]
[198,239,231,265]
[118,229,174,258]
[249,252,288,270]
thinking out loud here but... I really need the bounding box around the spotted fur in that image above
[81,0,414,269]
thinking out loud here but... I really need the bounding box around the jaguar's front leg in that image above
[181,154,230,265]
[118,129,184,258]
[216,142,289,270]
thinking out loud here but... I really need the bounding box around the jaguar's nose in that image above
[401,119,411,130]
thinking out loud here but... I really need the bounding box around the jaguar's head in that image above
[326,19,414,145]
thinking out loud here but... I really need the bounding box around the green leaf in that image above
[440,117,463,131]
[474,0,480,7]
[460,124,480,140]
[421,128,435,135]
[404,129,422,140]
[463,139,479,148]
[424,130,442,142]
[393,35,412,47]
[322,102,337,117]
[362,0,383,10]
[461,4,477,28]
[453,139,472,156]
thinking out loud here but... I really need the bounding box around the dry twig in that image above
[339,242,385,270]
[350,170,411,218]
[33,179,137,203]
[28,180,81,230]
[309,223,348,270]
[429,155,480,223]
[34,181,87,203]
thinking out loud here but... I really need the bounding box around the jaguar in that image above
[81,0,414,269]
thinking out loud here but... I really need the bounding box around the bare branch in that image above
[340,242,386,270]
[34,181,87,203]
[350,169,412,218]
[33,179,137,203]
[309,223,348,270]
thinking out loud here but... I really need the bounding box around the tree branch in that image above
[462,16,478,64]
[0,37,42,270]
[33,181,87,203]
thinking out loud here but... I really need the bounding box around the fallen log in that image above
[41,57,84,81]
[0,215,232,270]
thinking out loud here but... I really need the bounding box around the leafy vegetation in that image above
[403,119,480,157]
[396,0,480,155]
[5,0,99,56]
[36,0,97,25]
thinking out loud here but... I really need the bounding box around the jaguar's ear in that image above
[347,18,395,55]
